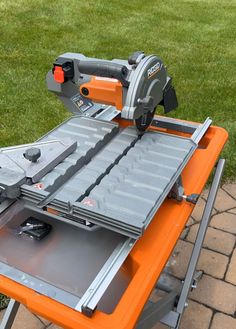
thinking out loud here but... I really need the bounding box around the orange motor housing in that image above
[80,76,123,110]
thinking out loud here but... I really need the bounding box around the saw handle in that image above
[78,61,129,87]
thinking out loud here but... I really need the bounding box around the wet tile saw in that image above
[0,51,213,316]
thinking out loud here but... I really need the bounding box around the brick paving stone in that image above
[180,227,190,240]
[34,315,51,326]
[0,305,45,329]
[225,249,236,285]
[186,217,195,227]
[200,188,210,200]
[206,188,236,212]
[229,208,236,214]
[211,212,236,234]
[190,274,236,314]
[169,240,193,279]
[47,324,63,329]
[211,312,236,329]
[191,197,206,222]
[169,240,228,279]
[187,224,235,255]
[191,197,216,222]
[197,248,228,279]
[223,183,236,199]
[179,300,212,329]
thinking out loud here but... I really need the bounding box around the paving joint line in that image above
[186,297,236,328]
[33,313,48,327]
[188,292,236,319]
[212,206,236,215]
[222,240,236,282]
[221,186,236,201]
[183,231,235,257]
[208,222,236,237]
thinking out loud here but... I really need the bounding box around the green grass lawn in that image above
[0,0,235,180]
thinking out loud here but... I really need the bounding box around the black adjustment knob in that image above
[81,87,89,96]
[23,148,41,163]
[186,193,200,205]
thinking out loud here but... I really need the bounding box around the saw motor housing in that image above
[47,51,178,132]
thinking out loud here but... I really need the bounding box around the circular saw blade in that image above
[135,110,155,134]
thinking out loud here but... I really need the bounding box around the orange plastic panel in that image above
[80,77,123,110]
[0,121,228,329]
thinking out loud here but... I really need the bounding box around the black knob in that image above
[186,193,200,205]
[81,87,89,96]
[24,148,41,163]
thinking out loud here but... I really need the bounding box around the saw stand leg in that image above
[0,299,20,329]
[136,159,225,329]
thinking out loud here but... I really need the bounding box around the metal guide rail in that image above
[0,115,212,317]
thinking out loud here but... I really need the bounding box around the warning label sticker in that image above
[71,94,93,112]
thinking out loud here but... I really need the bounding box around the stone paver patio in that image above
[0,183,235,328]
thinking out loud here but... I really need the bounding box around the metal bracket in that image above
[191,270,203,290]
[169,176,184,201]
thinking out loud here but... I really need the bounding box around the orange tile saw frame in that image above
[0,51,228,329]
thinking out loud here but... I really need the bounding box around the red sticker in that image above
[82,198,97,207]
[34,183,44,190]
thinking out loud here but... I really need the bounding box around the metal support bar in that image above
[152,116,212,145]
[173,158,225,328]
[75,237,136,316]
[191,117,212,144]
[0,299,20,329]
[169,175,184,201]
[151,116,199,134]
[136,291,178,329]
[160,310,179,328]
